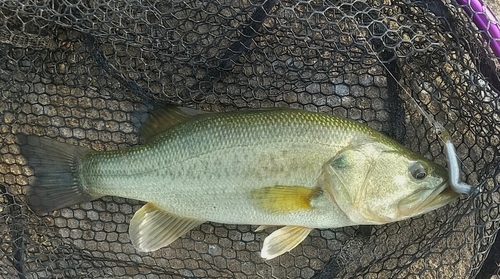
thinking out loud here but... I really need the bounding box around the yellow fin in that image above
[129,203,204,252]
[140,106,210,141]
[250,186,319,213]
[261,226,313,259]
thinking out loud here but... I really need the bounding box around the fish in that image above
[18,106,459,259]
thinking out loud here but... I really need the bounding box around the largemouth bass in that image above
[18,107,459,259]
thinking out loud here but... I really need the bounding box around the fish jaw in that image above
[406,182,460,216]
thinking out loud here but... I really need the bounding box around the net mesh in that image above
[1,0,499,278]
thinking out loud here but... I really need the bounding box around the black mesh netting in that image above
[1,0,500,278]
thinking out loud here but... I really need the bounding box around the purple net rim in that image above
[456,0,500,60]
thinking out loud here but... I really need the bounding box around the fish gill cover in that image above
[0,0,499,278]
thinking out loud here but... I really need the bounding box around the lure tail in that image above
[17,135,101,214]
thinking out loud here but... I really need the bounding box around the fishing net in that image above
[1,0,499,278]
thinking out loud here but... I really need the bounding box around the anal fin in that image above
[130,203,204,252]
[261,226,313,259]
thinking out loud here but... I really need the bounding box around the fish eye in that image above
[409,162,427,180]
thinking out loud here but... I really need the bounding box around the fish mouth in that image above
[414,180,460,215]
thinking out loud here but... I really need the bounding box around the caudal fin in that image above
[17,135,100,214]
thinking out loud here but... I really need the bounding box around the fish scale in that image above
[81,110,357,226]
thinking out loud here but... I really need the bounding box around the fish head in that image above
[323,141,459,224]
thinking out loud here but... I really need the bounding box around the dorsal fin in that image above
[139,106,210,141]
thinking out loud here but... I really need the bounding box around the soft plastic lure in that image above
[438,127,474,195]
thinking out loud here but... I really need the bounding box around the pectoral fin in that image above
[129,203,204,252]
[250,186,319,213]
[261,226,313,259]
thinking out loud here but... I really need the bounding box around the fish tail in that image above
[17,134,101,214]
